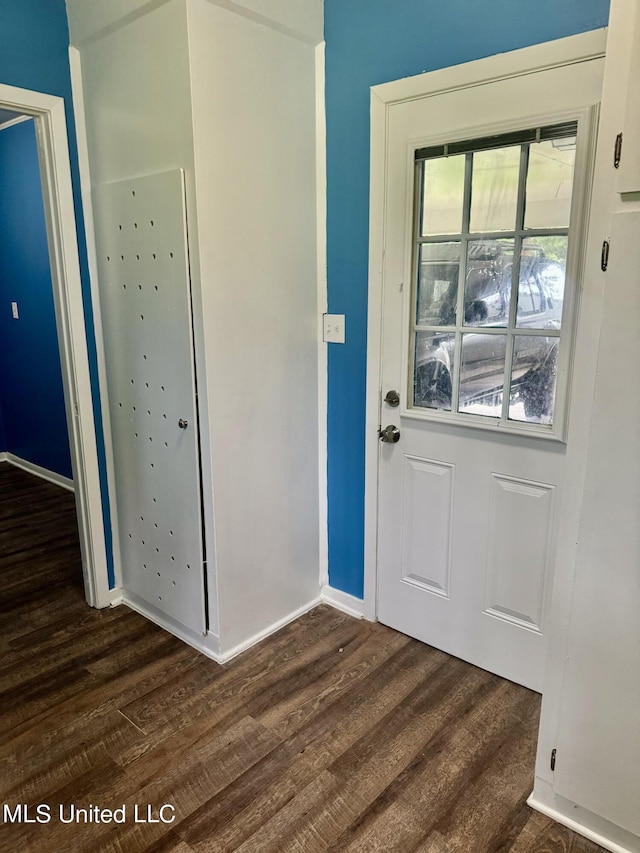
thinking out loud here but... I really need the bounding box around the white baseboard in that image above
[3,453,74,492]
[123,589,223,661]
[528,789,640,853]
[216,596,323,663]
[321,584,365,619]
[123,589,323,665]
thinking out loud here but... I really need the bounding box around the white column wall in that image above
[187,0,321,654]
[68,0,322,654]
[531,2,640,850]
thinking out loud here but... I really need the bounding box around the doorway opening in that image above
[0,82,111,609]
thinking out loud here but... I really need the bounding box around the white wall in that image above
[187,0,321,653]
[531,1,640,849]
[66,0,323,46]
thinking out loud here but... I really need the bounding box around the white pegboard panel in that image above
[94,169,206,635]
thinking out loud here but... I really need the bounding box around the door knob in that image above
[178,419,188,429]
[384,389,400,407]
[379,424,400,443]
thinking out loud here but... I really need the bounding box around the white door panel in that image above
[95,169,206,635]
[377,56,603,691]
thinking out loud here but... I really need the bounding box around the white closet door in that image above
[95,169,206,635]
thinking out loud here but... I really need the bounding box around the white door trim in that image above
[0,81,112,608]
[363,29,608,622]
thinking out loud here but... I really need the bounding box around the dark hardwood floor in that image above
[0,461,605,853]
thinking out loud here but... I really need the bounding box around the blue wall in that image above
[0,0,114,585]
[324,0,611,598]
[0,120,71,477]
[0,377,6,451]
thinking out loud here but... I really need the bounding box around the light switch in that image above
[11,302,19,319]
[323,313,345,344]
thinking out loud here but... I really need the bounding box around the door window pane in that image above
[421,155,465,236]
[416,242,460,325]
[469,146,520,233]
[509,335,558,424]
[458,332,506,417]
[516,236,567,329]
[414,331,454,410]
[411,122,577,431]
[524,137,576,230]
[464,239,514,327]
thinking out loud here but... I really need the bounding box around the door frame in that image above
[363,29,608,622]
[0,81,112,608]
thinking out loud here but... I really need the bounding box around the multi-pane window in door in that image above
[412,123,577,428]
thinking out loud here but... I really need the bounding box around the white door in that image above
[95,169,206,635]
[375,45,604,691]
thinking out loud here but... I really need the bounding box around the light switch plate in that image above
[11,302,19,319]
[323,313,345,344]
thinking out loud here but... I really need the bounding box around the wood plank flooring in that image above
[0,462,605,852]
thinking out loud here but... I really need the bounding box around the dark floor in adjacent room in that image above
[0,462,605,852]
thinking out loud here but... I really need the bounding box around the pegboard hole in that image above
[164,442,168,447]
[150,462,155,468]
[136,254,140,261]
[118,402,122,407]
[138,284,142,290]
[132,190,136,197]
[153,497,157,503]
[186,563,191,570]
[145,382,149,388]
[140,314,144,320]
[133,406,136,411]
[154,285,159,291]
[143,354,147,360]
[172,581,176,587]
[161,385,165,392]
[122,284,127,290]
[140,516,144,521]
[169,251,174,258]
[131,379,134,384]
[147,410,151,416]
[119,224,122,230]
[107,256,110,262]
[158,596,162,601]
[134,223,138,229]
[154,522,158,528]
[157,571,161,577]
[156,547,159,553]
[171,555,175,561]
[141,540,145,545]
[170,530,174,536]
[134,432,139,438]
[128,533,132,538]
[163,413,167,420]
[152,253,157,259]
[121,255,124,261]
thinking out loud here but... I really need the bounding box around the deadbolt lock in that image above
[384,389,400,407]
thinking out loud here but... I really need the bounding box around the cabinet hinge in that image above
[550,748,557,771]
[601,240,610,272]
[614,132,623,169]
